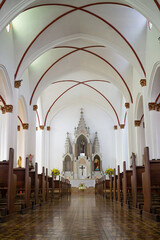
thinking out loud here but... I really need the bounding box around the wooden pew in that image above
[142,147,160,221]
[131,157,144,212]
[113,169,117,201]
[117,165,123,203]
[13,157,31,212]
[38,167,46,204]
[45,168,49,202]
[122,161,132,207]
[95,176,105,197]
[29,162,39,206]
[48,173,54,200]
[54,176,62,198]
[66,179,71,195]
[105,179,110,199]
[0,148,17,218]
[110,174,113,201]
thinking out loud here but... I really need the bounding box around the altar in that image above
[62,109,103,180]
[70,179,95,188]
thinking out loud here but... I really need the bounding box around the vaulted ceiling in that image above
[1,0,160,126]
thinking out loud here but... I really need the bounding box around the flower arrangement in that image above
[50,168,60,176]
[79,183,86,190]
[105,168,114,176]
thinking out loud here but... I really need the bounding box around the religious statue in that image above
[94,158,100,171]
[18,156,22,168]
[28,154,34,170]
[80,140,85,153]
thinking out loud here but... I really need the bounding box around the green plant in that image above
[105,168,114,176]
[50,168,60,176]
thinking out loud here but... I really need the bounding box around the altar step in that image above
[71,187,95,194]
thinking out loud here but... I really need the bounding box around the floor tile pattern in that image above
[0,193,160,239]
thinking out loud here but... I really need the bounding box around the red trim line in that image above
[29,45,105,105]
[124,111,127,125]
[0,95,6,106]
[30,46,133,104]
[154,0,160,10]
[140,114,144,123]
[18,116,23,126]
[36,110,41,127]
[44,80,120,126]
[0,0,6,9]
[15,3,145,80]
[155,93,160,103]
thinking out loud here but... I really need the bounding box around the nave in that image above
[0,194,160,240]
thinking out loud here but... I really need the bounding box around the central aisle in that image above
[0,194,160,239]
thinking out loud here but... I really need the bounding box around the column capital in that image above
[148,102,156,111]
[120,124,125,129]
[14,80,22,88]
[23,123,29,129]
[40,125,44,130]
[5,105,13,113]
[114,125,117,130]
[140,79,146,87]
[125,102,130,109]
[134,120,141,127]
[1,106,6,114]
[47,126,51,131]
[17,125,20,131]
[36,127,38,131]
[33,105,38,111]
[156,103,160,111]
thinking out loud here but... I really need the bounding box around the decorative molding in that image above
[17,125,20,131]
[40,125,44,130]
[14,80,22,88]
[1,106,6,114]
[148,102,156,111]
[125,102,130,109]
[156,103,160,111]
[5,105,13,113]
[120,124,125,129]
[134,120,141,127]
[33,105,38,111]
[36,127,38,131]
[47,126,50,131]
[23,123,29,130]
[114,125,117,130]
[140,79,146,87]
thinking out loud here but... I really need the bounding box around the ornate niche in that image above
[62,109,103,180]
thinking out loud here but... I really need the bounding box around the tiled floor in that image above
[0,193,160,239]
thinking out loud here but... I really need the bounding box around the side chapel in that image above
[62,109,103,180]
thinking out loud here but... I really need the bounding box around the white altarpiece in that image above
[62,109,103,180]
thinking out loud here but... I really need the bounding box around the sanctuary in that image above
[62,109,103,180]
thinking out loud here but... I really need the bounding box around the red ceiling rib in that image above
[29,45,105,105]
[124,111,127,125]
[18,115,23,126]
[140,114,144,123]
[154,0,160,10]
[0,95,6,106]
[30,46,133,105]
[44,80,120,126]
[15,3,145,80]
[36,110,41,127]
[0,0,6,9]
[155,93,160,103]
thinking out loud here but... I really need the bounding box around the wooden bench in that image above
[48,173,54,201]
[54,176,62,198]
[0,148,17,219]
[13,157,31,212]
[29,162,39,207]
[95,176,106,198]
[117,165,123,203]
[113,169,117,201]
[131,157,144,212]
[122,161,132,207]
[142,147,160,221]
[38,167,46,204]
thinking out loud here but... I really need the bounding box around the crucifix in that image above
[79,165,85,176]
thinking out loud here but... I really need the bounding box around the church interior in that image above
[0,0,160,239]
